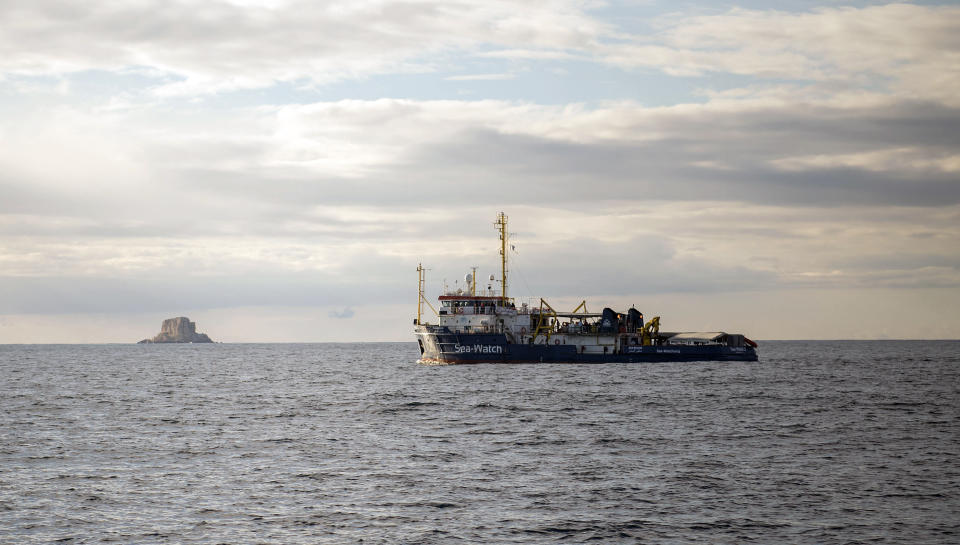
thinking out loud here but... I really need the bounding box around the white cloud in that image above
[770,148,960,174]
[476,49,582,60]
[445,73,516,81]
[0,0,607,95]
[1,2,958,340]
[2,93,957,299]
[599,4,960,105]
[1,2,956,106]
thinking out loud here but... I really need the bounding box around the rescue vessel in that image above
[414,213,758,364]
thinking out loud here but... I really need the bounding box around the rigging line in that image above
[509,244,535,298]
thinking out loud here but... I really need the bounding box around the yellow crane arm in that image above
[641,316,661,346]
[533,298,558,342]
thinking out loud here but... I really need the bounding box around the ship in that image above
[414,213,758,364]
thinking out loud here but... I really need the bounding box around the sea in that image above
[1,341,958,544]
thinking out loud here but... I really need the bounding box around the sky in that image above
[1,0,959,342]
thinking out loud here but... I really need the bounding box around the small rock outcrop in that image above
[138,317,213,344]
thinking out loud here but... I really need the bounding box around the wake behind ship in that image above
[414,213,758,364]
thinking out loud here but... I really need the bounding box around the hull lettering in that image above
[454,344,503,354]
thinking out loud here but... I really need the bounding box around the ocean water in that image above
[1,341,958,544]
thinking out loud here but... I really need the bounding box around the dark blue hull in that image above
[416,329,758,364]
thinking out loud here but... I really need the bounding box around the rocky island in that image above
[138,317,213,343]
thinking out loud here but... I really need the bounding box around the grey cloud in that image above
[0,273,405,314]
[2,3,958,338]
[393,128,960,208]
[0,230,779,315]
[833,252,960,274]
[3,98,958,256]
[328,308,355,319]
[505,236,779,298]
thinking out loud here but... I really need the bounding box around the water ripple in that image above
[1,340,958,544]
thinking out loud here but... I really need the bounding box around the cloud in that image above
[328,307,355,319]
[476,49,582,60]
[769,148,960,174]
[113,97,957,209]
[0,0,607,95]
[1,2,957,108]
[3,199,956,316]
[445,73,515,81]
[1,92,958,313]
[1,2,958,340]
[598,4,960,105]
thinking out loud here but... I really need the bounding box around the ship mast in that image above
[416,263,425,324]
[416,263,438,324]
[495,212,508,304]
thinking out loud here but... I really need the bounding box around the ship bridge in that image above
[438,295,515,316]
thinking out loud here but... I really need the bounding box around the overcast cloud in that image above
[1,1,958,342]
